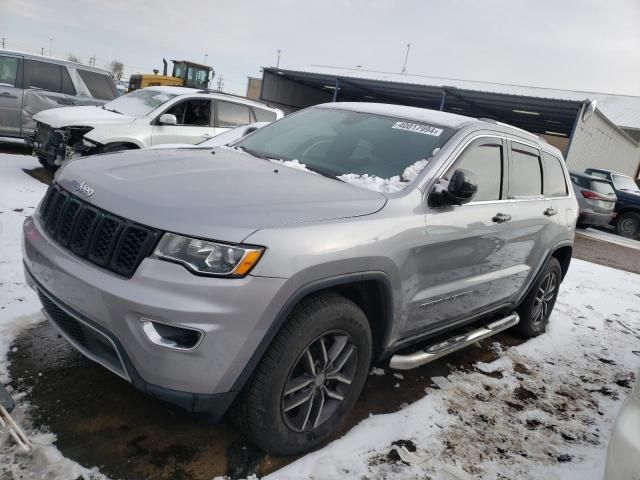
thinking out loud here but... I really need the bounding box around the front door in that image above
[0,54,23,136]
[151,98,216,145]
[405,137,513,335]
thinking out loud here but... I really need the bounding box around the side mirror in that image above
[159,113,177,125]
[430,168,478,206]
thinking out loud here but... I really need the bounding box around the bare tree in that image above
[67,53,81,63]
[107,60,124,80]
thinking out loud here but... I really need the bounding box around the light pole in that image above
[276,49,281,68]
[49,38,52,56]
[401,43,410,74]
[204,54,208,64]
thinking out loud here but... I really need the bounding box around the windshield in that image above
[102,89,179,118]
[235,107,455,192]
[612,174,640,192]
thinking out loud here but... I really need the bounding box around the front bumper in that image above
[22,214,287,417]
[605,386,640,480]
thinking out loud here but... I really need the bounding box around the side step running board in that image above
[389,313,519,370]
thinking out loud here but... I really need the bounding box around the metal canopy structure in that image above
[261,67,590,136]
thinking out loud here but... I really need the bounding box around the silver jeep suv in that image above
[23,103,578,454]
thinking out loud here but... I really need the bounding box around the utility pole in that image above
[401,43,411,74]
[216,75,224,91]
[90,55,96,67]
[41,47,44,55]
[356,65,362,70]
[204,54,208,64]
[276,49,281,68]
[1,37,5,49]
[49,38,53,56]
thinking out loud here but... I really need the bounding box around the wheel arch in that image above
[230,272,395,393]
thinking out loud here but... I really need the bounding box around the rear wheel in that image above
[615,212,640,239]
[233,292,372,455]
[514,257,561,338]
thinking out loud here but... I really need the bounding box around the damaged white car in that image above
[29,86,283,170]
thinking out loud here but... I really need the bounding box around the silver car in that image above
[22,103,578,454]
[0,49,117,139]
[569,171,617,227]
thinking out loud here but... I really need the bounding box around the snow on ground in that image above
[0,151,639,479]
[577,227,640,251]
[271,261,640,480]
[0,153,107,479]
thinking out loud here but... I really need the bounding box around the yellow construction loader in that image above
[127,59,213,91]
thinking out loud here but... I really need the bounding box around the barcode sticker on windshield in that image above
[392,122,443,136]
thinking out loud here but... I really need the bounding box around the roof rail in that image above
[478,117,542,140]
[196,89,251,101]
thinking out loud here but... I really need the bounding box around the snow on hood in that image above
[33,106,135,128]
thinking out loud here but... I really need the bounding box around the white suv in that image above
[29,86,283,169]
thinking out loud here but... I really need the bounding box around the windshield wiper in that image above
[235,145,271,160]
[101,105,123,114]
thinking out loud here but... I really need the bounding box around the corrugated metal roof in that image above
[281,65,640,130]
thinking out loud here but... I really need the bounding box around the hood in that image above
[34,106,136,128]
[56,148,387,243]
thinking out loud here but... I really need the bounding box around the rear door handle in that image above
[0,92,17,98]
[492,213,511,223]
[544,207,557,217]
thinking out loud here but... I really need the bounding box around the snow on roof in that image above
[283,65,640,130]
[318,102,478,128]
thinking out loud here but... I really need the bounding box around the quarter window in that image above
[216,101,251,127]
[542,152,568,197]
[253,107,277,122]
[77,70,117,100]
[509,144,542,197]
[449,143,503,201]
[0,56,19,87]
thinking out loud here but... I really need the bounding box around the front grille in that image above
[38,289,128,380]
[39,184,159,278]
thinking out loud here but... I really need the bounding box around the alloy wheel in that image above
[281,330,357,432]
[531,272,557,329]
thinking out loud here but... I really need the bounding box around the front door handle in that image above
[544,207,557,217]
[492,213,512,223]
[0,92,17,98]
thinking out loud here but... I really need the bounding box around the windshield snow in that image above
[235,107,455,192]
[102,89,179,118]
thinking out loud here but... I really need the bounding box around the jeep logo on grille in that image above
[75,181,95,198]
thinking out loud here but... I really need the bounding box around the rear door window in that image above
[23,59,62,92]
[0,56,19,87]
[542,152,568,197]
[509,142,542,197]
[77,70,117,100]
[253,107,277,122]
[216,101,252,127]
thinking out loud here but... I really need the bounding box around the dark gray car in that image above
[570,171,617,227]
[0,49,118,139]
[22,103,578,454]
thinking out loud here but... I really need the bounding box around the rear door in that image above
[408,137,512,334]
[0,53,23,136]
[21,59,79,135]
[214,100,253,136]
[497,140,560,300]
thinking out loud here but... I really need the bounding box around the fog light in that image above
[140,318,202,351]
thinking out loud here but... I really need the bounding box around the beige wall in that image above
[540,134,570,155]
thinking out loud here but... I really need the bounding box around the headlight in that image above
[153,233,264,277]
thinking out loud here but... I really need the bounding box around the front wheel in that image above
[514,257,562,338]
[233,292,372,455]
[615,212,640,239]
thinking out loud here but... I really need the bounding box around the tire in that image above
[615,212,640,239]
[233,292,372,455]
[514,257,562,338]
[102,143,135,154]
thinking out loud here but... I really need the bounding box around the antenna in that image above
[401,43,411,74]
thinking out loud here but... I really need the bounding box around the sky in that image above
[1,0,639,97]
